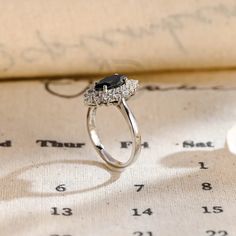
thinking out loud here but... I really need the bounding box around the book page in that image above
[1,0,236,78]
[0,72,236,235]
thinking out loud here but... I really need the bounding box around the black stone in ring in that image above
[94,74,126,91]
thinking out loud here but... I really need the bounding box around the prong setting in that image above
[103,85,108,93]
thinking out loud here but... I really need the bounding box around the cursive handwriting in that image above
[44,80,236,99]
[1,3,236,73]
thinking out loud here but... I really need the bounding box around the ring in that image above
[84,73,141,171]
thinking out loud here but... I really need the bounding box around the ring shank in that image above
[87,98,141,170]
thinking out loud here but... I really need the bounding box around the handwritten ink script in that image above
[0,2,236,76]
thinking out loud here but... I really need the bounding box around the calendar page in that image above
[0,72,236,236]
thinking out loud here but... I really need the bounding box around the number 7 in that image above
[134,184,144,192]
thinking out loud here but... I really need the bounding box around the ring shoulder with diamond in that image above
[84,74,141,171]
[84,74,139,106]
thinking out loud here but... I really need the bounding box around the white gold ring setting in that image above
[84,73,141,171]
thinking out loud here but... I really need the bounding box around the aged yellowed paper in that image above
[1,1,236,78]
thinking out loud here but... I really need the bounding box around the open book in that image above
[1,1,236,235]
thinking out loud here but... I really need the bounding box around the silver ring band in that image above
[87,98,141,171]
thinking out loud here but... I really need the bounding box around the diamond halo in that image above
[84,74,139,106]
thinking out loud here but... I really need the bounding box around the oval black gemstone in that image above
[95,74,126,91]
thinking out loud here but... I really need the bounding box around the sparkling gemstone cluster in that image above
[84,75,139,106]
